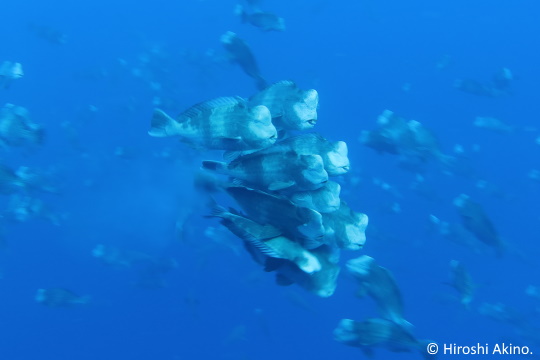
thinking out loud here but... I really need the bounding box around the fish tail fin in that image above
[205,198,229,219]
[149,109,179,137]
[254,75,268,91]
[201,161,229,175]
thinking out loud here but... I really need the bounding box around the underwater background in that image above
[0,0,539,359]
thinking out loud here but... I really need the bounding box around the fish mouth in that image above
[306,119,317,126]
[342,165,350,171]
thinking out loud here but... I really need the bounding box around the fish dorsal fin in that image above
[245,236,283,259]
[181,96,245,119]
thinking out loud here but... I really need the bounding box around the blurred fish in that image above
[203,150,328,192]
[526,285,540,301]
[347,256,410,328]
[323,201,368,250]
[235,5,285,31]
[454,78,498,97]
[0,104,44,147]
[225,185,326,248]
[361,110,454,171]
[207,204,321,274]
[274,246,340,297]
[27,23,67,44]
[0,61,23,88]
[149,96,277,151]
[234,133,349,175]
[248,81,319,131]
[92,244,153,267]
[221,31,267,90]
[290,181,341,213]
[35,288,90,307]
[491,67,513,92]
[0,164,27,194]
[447,260,475,308]
[3,195,62,225]
[454,194,503,257]
[334,318,434,359]
[474,116,514,134]
[478,302,527,327]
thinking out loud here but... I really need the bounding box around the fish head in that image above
[341,223,366,250]
[346,255,374,278]
[275,17,286,31]
[334,319,361,344]
[298,154,328,189]
[245,105,278,148]
[295,251,322,274]
[313,181,341,213]
[283,89,318,130]
[325,141,350,175]
[311,263,340,297]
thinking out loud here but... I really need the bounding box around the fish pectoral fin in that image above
[275,273,294,286]
[259,225,283,240]
[268,180,295,191]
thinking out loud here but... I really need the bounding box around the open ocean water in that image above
[0,0,539,359]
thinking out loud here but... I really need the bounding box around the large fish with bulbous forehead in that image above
[274,246,340,297]
[203,150,328,192]
[334,318,434,359]
[221,31,267,90]
[323,201,368,250]
[454,194,503,257]
[229,133,349,176]
[149,96,277,151]
[346,256,410,329]
[207,204,321,274]
[0,103,43,148]
[249,81,319,131]
[290,181,341,214]
[225,185,326,248]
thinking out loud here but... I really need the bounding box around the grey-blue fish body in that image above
[149,96,277,151]
[274,246,340,297]
[0,103,43,147]
[35,288,90,307]
[474,116,514,133]
[203,150,328,192]
[290,181,341,213]
[453,194,503,256]
[249,81,318,131]
[347,256,409,328]
[334,318,434,359]
[235,5,286,32]
[244,133,349,176]
[207,204,320,273]
[322,201,368,250]
[221,31,267,90]
[448,260,475,307]
[225,186,326,247]
[0,61,23,88]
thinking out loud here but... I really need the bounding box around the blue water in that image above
[1,0,539,359]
